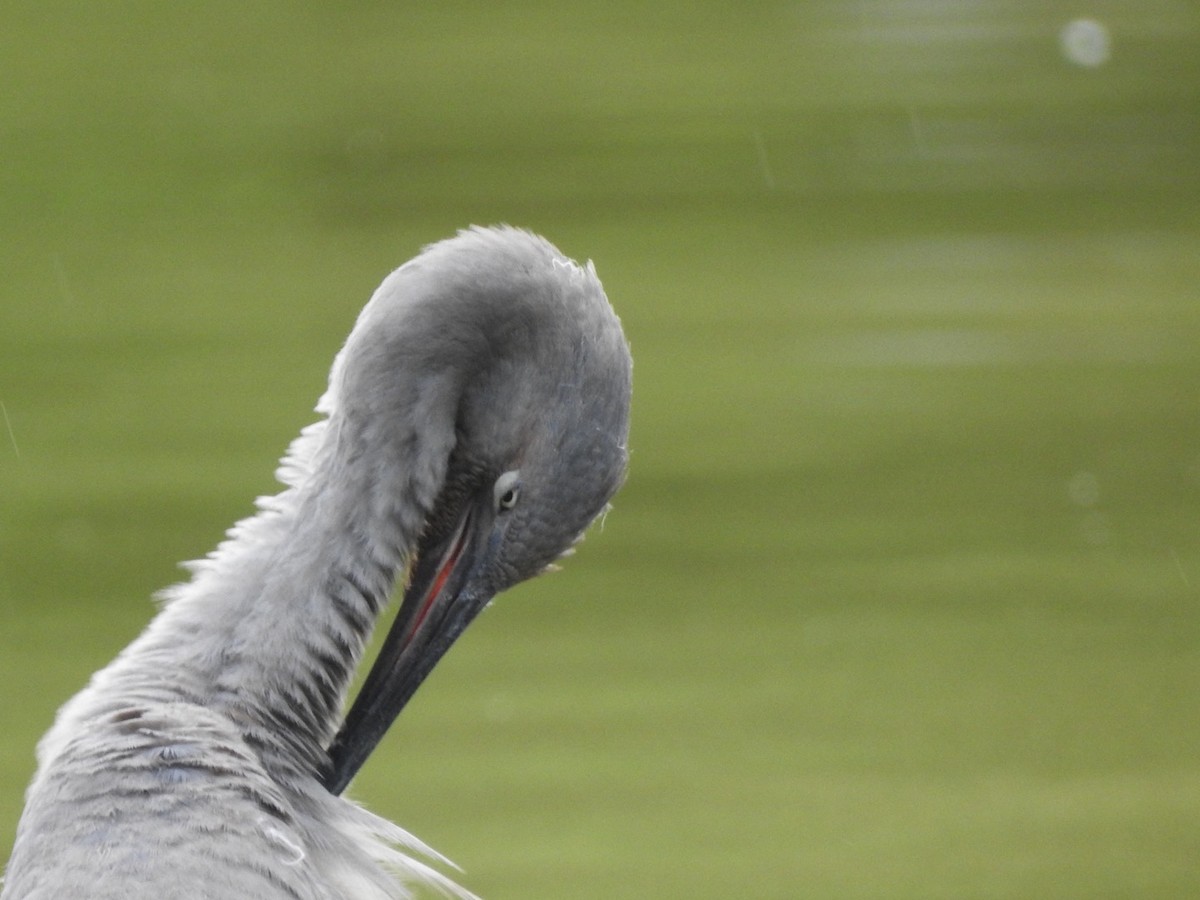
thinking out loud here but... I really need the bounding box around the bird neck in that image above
[77,416,427,785]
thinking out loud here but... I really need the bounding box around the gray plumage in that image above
[1,226,632,899]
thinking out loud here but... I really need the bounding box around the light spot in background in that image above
[56,518,98,556]
[1067,471,1100,508]
[807,328,1019,368]
[52,254,77,310]
[1067,472,1109,545]
[1078,511,1112,546]
[751,129,777,190]
[485,692,515,724]
[343,127,386,167]
[0,401,19,459]
[1060,18,1112,68]
[905,106,930,159]
[1169,548,1191,588]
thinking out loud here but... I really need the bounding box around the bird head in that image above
[322,227,631,793]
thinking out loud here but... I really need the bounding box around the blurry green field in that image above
[2,3,1199,898]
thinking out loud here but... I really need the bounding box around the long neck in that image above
[61,414,431,784]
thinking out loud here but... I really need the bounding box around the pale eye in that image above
[494,470,521,512]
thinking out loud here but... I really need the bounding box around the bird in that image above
[1,226,633,900]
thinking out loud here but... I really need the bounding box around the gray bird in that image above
[1,226,632,899]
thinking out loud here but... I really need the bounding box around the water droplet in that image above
[1067,471,1100,508]
[1060,19,1111,68]
[1079,511,1111,546]
[260,821,306,866]
[485,692,515,724]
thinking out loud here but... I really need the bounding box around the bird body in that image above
[1,227,632,899]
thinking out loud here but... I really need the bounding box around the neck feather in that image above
[53,412,432,783]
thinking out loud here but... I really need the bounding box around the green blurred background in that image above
[2,2,1198,897]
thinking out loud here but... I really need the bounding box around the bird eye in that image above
[494,470,521,512]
